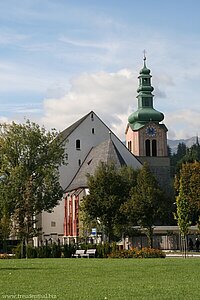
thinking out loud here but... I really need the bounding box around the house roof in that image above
[59,111,92,142]
[65,138,126,192]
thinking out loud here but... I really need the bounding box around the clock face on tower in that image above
[146,126,156,137]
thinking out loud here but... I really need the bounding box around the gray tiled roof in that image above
[65,138,126,192]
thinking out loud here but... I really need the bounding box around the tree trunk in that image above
[21,239,24,258]
[146,227,154,248]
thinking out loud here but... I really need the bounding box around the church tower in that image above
[126,56,171,190]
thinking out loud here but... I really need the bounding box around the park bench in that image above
[81,249,96,258]
[72,249,85,258]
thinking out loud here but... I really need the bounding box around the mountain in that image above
[167,136,198,153]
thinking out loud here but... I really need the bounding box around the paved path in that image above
[165,253,200,258]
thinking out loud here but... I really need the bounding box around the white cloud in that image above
[166,109,200,139]
[41,69,200,141]
[42,69,138,138]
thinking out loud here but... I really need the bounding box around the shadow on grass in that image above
[0,267,42,271]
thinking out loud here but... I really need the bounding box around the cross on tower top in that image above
[143,50,147,61]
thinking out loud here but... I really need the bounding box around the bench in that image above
[81,249,96,258]
[72,249,85,258]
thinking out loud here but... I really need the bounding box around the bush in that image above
[36,245,52,258]
[108,248,166,258]
[63,244,76,258]
[26,245,37,258]
[51,243,61,258]
[13,244,62,259]
[96,243,112,258]
[13,243,25,259]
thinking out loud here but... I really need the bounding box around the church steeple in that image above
[128,56,164,130]
[125,56,170,195]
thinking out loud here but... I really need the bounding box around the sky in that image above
[0,0,200,140]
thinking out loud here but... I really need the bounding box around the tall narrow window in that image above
[128,141,132,151]
[152,140,157,156]
[91,113,94,121]
[129,141,132,152]
[145,139,150,156]
[78,159,81,166]
[76,139,80,150]
[92,128,95,134]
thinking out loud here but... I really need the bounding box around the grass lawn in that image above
[0,258,200,300]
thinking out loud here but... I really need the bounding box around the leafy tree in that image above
[81,163,138,242]
[183,143,200,163]
[0,174,12,242]
[0,120,66,254]
[167,145,172,157]
[171,142,187,175]
[174,180,191,257]
[174,162,200,256]
[171,141,200,177]
[123,163,165,248]
[175,162,200,225]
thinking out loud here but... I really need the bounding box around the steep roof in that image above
[65,138,126,192]
[59,111,92,141]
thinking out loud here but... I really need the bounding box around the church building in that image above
[39,57,171,245]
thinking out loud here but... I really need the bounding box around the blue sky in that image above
[0,0,200,140]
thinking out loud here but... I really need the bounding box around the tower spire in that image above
[128,56,164,130]
[143,50,147,67]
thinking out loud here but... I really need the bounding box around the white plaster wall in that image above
[41,112,142,237]
[41,112,111,237]
[41,198,65,238]
[59,112,111,190]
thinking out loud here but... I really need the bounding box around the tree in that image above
[174,180,191,257]
[123,163,165,248]
[170,141,200,177]
[183,143,200,163]
[174,162,200,257]
[0,120,66,255]
[175,162,200,226]
[0,174,13,243]
[171,142,187,175]
[81,163,138,242]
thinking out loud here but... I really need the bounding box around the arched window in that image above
[76,139,80,150]
[145,139,150,156]
[152,140,157,156]
[128,141,132,152]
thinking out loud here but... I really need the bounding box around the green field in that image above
[0,258,200,300]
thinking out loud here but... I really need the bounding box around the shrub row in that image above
[12,242,117,259]
[10,243,165,259]
[13,243,76,259]
[108,248,166,258]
